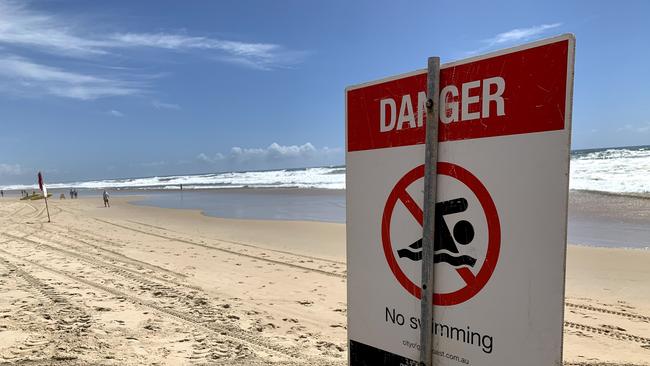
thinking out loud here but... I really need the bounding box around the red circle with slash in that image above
[381,162,500,306]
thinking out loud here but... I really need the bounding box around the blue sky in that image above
[1,0,649,185]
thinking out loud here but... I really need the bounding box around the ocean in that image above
[3,145,648,194]
[2,145,649,248]
[570,145,650,194]
[0,166,346,191]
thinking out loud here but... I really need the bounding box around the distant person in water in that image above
[1,190,3,197]
[103,190,110,207]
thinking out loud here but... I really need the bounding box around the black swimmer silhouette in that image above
[397,198,477,267]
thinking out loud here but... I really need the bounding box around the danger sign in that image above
[347,35,575,366]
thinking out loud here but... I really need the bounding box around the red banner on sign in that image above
[346,39,569,152]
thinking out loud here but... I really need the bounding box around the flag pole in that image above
[44,193,51,223]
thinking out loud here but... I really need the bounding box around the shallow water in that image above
[129,188,649,250]
[130,188,346,223]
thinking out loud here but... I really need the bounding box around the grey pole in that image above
[44,194,51,223]
[419,56,440,366]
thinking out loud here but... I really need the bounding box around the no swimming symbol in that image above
[381,163,501,306]
[397,197,477,268]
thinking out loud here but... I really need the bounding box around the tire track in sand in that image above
[564,321,650,345]
[38,226,190,280]
[565,302,650,323]
[0,253,92,364]
[127,219,345,265]
[92,218,346,279]
[0,238,330,365]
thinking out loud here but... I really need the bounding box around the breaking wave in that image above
[1,166,345,191]
[3,146,648,195]
[570,145,650,194]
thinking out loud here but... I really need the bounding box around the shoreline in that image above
[3,187,650,250]
[115,196,347,262]
[129,188,648,250]
[0,186,644,197]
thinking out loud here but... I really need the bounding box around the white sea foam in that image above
[1,166,346,191]
[3,147,648,194]
[570,146,650,194]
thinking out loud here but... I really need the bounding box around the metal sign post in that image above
[419,57,440,366]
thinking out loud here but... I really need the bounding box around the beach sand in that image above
[0,195,648,365]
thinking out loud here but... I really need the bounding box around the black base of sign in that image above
[349,339,418,366]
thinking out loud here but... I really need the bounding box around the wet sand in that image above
[569,190,650,249]
[0,195,648,365]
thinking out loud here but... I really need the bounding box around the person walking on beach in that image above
[1,190,4,198]
[103,190,110,208]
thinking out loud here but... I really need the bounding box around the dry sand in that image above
[0,196,648,365]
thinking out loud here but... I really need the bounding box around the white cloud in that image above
[152,100,180,110]
[110,33,305,71]
[0,55,143,99]
[196,152,226,164]
[0,163,22,176]
[0,1,306,102]
[197,143,343,166]
[466,23,562,55]
[109,109,124,117]
[0,1,305,70]
[109,33,277,55]
[233,143,315,163]
[0,1,110,57]
[486,23,562,45]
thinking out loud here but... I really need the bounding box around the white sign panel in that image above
[346,34,575,365]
